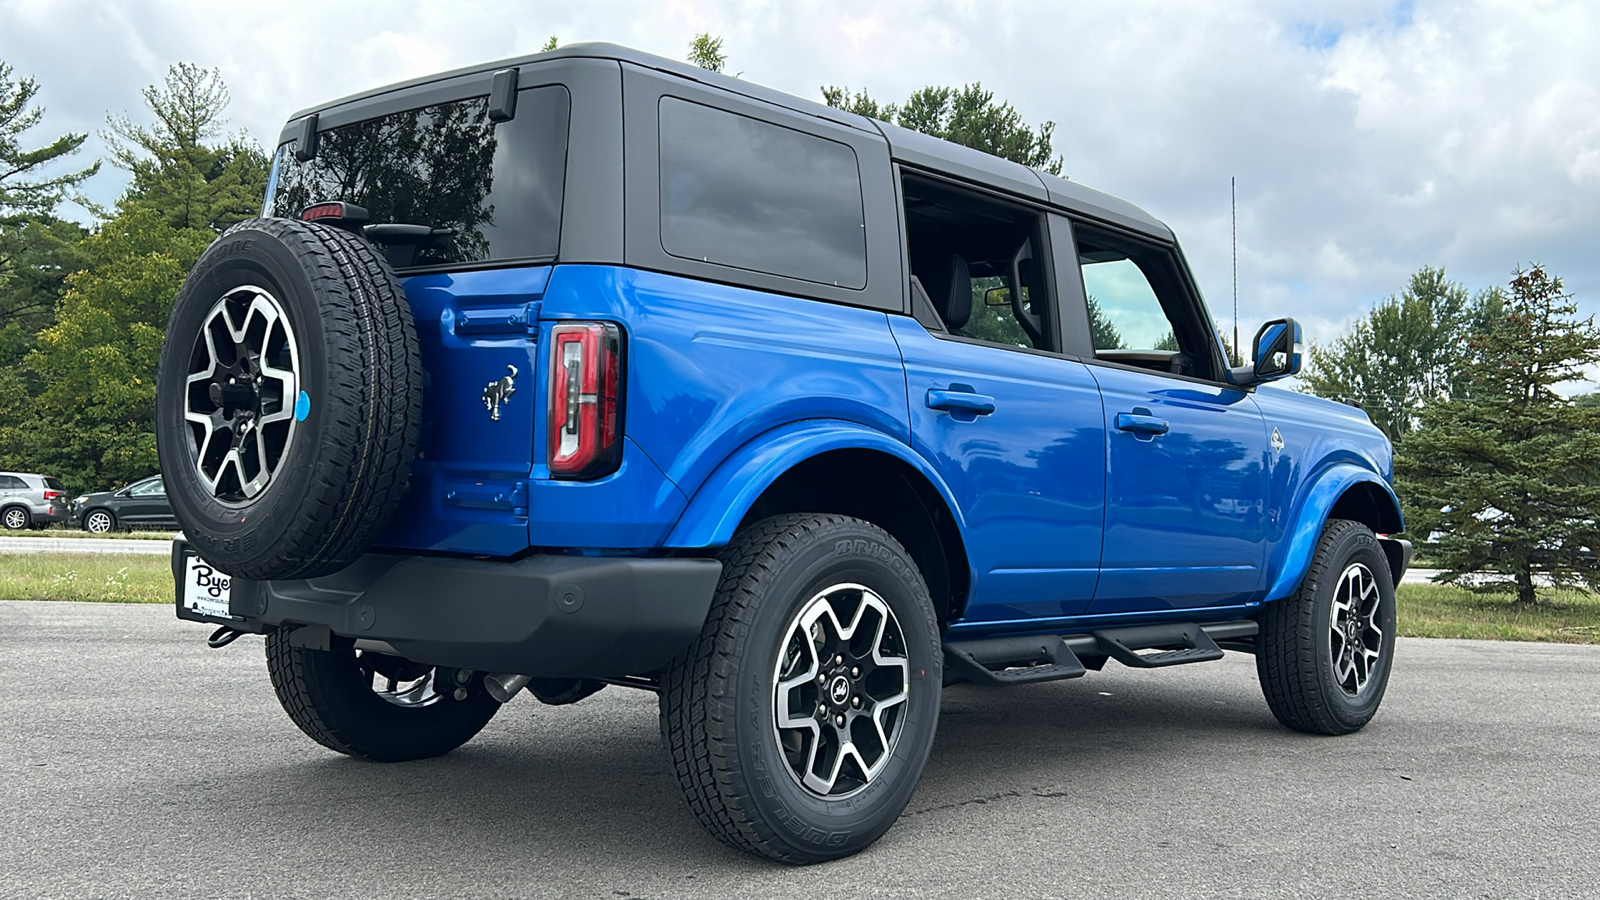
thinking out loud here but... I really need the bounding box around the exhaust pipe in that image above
[483,673,533,703]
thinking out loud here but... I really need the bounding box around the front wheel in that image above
[265,630,502,761]
[1256,518,1396,735]
[659,514,942,863]
[83,509,116,534]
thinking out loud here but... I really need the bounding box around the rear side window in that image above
[269,85,571,268]
[658,97,866,289]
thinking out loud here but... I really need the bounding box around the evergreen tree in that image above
[1397,266,1600,605]
[103,62,269,232]
[1303,266,1502,442]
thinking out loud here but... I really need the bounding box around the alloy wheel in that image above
[772,582,911,798]
[85,511,113,534]
[182,286,302,505]
[1329,562,1383,696]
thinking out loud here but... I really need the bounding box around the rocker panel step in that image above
[943,634,1087,686]
[1091,623,1224,669]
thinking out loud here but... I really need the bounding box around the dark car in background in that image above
[72,475,176,533]
[0,471,71,529]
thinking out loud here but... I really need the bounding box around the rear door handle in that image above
[1115,412,1169,435]
[926,388,996,416]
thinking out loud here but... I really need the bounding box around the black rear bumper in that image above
[173,539,721,678]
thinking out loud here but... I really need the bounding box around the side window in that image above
[658,98,866,289]
[1074,225,1219,380]
[902,175,1052,352]
[130,479,163,497]
[0,475,22,490]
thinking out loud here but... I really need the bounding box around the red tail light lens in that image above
[548,322,623,478]
[43,491,64,501]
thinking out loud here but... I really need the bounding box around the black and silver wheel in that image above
[265,629,501,762]
[1,506,28,530]
[1256,518,1396,735]
[155,218,421,580]
[82,509,116,534]
[660,514,941,863]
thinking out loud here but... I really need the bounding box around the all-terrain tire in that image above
[1256,518,1396,735]
[155,218,421,580]
[265,629,501,762]
[659,514,943,864]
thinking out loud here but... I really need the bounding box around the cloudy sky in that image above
[4,0,1599,367]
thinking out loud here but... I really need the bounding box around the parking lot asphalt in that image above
[2,600,1596,899]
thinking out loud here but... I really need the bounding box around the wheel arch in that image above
[664,421,973,626]
[1264,463,1405,602]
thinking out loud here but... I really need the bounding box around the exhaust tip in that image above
[483,673,534,703]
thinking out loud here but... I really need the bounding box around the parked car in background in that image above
[72,475,176,533]
[0,471,71,530]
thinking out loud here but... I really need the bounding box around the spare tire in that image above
[156,218,421,580]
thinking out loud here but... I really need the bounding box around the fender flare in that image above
[663,419,969,550]
[1264,462,1405,602]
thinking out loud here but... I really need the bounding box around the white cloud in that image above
[3,0,1598,357]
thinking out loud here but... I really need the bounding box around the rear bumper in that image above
[173,539,721,678]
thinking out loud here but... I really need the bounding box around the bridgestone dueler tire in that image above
[1256,518,1396,735]
[659,514,943,864]
[265,630,501,762]
[155,218,421,580]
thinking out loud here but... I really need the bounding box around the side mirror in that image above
[1251,317,1303,382]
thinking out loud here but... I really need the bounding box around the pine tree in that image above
[1397,266,1600,605]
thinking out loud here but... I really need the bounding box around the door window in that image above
[1073,225,1221,380]
[129,479,164,497]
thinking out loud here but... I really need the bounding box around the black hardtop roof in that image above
[284,42,1171,240]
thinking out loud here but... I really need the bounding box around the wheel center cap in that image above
[829,675,850,705]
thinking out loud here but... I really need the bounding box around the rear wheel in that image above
[265,629,501,761]
[83,509,116,534]
[2,506,29,530]
[1256,519,1396,735]
[659,514,942,863]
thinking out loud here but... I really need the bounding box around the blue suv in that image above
[161,43,1409,863]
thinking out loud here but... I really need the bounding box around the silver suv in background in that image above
[0,472,71,530]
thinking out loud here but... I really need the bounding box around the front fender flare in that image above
[1264,464,1404,602]
[663,420,968,550]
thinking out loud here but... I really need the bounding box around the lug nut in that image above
[850,666,860,678]
[817,673,827,684]
[851,695,862,708]
[818,703,827,716]
[835,714,846,727]
[834,654,843,666]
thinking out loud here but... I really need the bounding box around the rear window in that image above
[658,97,867,289]
[44,477,65,491]
[268,85,571,268]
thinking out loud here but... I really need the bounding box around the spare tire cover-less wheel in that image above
[155,218,421,580]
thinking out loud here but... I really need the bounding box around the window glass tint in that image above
[130,479,163,497]
[0,475,23,489]
[658,97,866,289]
[269,86,571,267]
[43,477,65,491]
[1080,256,1178,351]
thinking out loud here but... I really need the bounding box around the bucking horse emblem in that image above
[482,364,518,421]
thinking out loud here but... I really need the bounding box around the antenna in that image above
[1231,176,1239,366]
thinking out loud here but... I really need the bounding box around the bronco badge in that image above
[482,364,517,421]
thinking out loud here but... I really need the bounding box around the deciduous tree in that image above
[823,83,1063,174]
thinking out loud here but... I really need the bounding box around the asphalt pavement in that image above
[2,600,1596,899]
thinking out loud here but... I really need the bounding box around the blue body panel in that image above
[376,261,1402,637]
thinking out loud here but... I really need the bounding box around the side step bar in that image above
[944,620,1257,686]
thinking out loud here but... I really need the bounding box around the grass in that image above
[0,553,1596,645]
[1398,582,1600,644]
[4,526,177,540]
[0,553,172,603]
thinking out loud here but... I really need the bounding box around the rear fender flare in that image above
[663,420,969,551]
[1264,463,1404,602]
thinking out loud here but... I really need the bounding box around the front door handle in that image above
[1115,412,1169,435]
[926,388,996,416]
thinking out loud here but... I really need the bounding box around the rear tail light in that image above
[43,491,64,501]
[548,322,623,478]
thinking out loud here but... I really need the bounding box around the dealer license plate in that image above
[181,555,232,619]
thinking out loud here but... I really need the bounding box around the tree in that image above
[687,33,726,73]
[7,207,211,491]
[1,60,98,350]
[104,62,269,232]
[1302,266,1503,443]
[1396,265,1600,605]
[823,83,1063,174]
[541,35,559,52]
